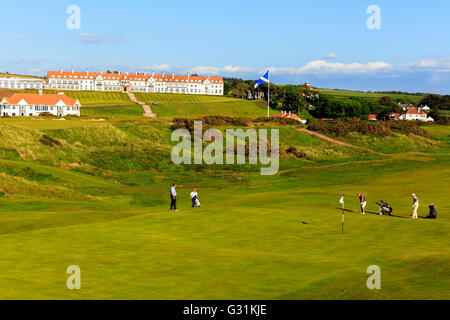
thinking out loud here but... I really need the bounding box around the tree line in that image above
[224,78,449,121]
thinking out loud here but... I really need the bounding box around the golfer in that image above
[190,188,198,208]
[357,193,367,215]
[412,194,419,219]
[170,183,178,211]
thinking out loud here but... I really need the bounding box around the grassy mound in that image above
[0,110,448,299]
[13,90,133,107]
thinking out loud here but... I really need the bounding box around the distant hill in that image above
[316,88,424,103]
[0,72,44,79]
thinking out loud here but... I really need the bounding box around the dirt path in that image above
[297,127,364,149]
[127,92,157,118]
[297,127,389,157]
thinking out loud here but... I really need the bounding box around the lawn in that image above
[12,90,133,107]
[135,92,241,103]
[151,101,274,118]
[81,105,143,119]
[318,89,424,104]
[0,112,448,299]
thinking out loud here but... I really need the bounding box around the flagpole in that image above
[267,67,270,118]
[341,194,345,235]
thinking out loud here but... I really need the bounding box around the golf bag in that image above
[427,204,437,219]
[377,201,393,215]
[195,197,201,207]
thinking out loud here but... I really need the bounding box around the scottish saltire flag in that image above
[339,195,344,205]
[254,69,269,88]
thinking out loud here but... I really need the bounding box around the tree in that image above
[232,82,249,99]
[282,85,304,113]
[428,105,440,121]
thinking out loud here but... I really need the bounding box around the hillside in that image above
[317,88,424,103]
[0,92,448,299]
[0,72,44,79]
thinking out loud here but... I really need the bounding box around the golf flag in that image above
[340,195,345,235]
[254,69,269,88]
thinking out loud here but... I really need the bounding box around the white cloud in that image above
[140,64,171,71]
[188,66,220,75]
[77,33,121,44]
[10,34,25,40]
[222,65,257,73]
[271,60,393,75]
[407,58,450,72]
[324,52,337,60]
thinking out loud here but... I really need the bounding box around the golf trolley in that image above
[376,201,393,216]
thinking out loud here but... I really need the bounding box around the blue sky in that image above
[2,0,450,93]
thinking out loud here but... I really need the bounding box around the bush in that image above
[307,118,431,138]
[39,135,63,148]
[38,112,54,117]
[254,117,299,125]
[171,116,250,133]
[285,146,308,159]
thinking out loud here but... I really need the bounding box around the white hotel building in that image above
[0,74,44,90]
[1,93,81,117]
[47,70,224,95]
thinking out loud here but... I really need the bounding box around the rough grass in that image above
[0,113,448,299]
[13,90,133,107]
[318,89,424,103]
[135,92,240,103]
[152,101,274,118]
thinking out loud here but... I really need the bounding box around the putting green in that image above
[0,116,448,299]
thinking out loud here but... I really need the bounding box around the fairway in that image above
[318,89,424,103]
[0,108,448,299]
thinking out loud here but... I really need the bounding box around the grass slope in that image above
[0,99,448,299]
[318,89,424,103]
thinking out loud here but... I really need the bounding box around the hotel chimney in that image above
[86,68,89,76]
[187,72,190,80]
[71,69,74,74]
[172,72,175,80]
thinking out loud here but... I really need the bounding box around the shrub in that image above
[307,118,432,138]
[254,117,299,126]
[39,135,63,148]
[285,146,308,159]
[38,112,54,117]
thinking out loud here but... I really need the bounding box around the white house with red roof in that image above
[399,107,433,122]
[46,69,224,95]
[273,111,307,124]
[0,92,81,117]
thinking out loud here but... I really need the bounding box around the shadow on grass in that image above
[335,208,409,219]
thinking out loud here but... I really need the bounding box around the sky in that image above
[2,0,450,93]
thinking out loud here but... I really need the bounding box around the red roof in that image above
[47,71,223,84]
[368,114,377,119]
[405,107,426,115]
[1,93,79,106]
[273,113,301,120]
